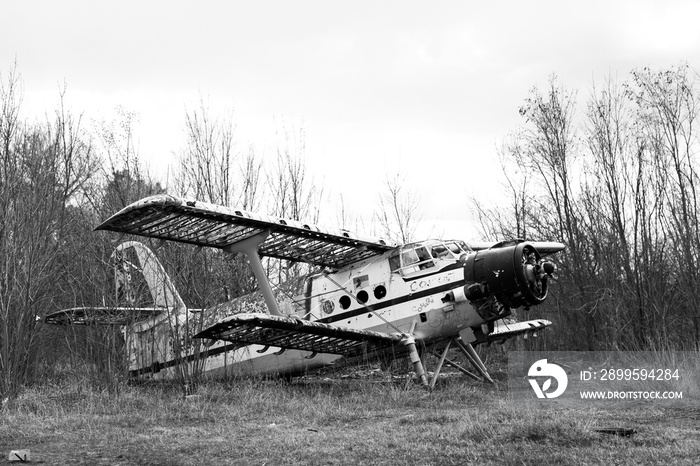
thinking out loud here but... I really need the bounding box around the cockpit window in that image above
[431,244,450,259]
[415,247,431,262]
[446,243,461,254]
[401,248,420,266]
[396,245,435,274]
[389,253,401,272]
[445,240,472,254]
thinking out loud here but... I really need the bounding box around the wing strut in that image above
[224,232,281,316]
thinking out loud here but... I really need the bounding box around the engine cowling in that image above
[462,242,555,309]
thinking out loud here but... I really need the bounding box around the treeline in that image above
[477,64,700,351]
[0,66,333,397]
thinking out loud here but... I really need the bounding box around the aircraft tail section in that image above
[113,241,186,312]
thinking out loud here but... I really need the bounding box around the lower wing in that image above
[195,313,403,358]
[472,319,552,345]
[195,314,551,356]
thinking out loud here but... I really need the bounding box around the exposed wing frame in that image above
[96,194,394,269]
[195,312,403,358]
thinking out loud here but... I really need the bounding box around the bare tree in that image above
[175,99,264,213]
[240,144,263,211]
[177,98,236,205]
[0,68,99,397]
[94,107,165,214]
[471,137,532,241]
[627,65,700,348]
[517,77,581,250]
[265,121,325,283]
[375,172,422,245]
[268,122,323,221]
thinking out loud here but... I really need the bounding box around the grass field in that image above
[2,364,699,466]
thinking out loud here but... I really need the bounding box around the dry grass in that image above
[1,370,699,466]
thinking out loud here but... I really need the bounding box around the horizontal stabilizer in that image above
[195,313,402,357]
[96,194,393,269]
[44,306,163,325]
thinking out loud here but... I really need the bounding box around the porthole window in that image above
[357,290,369,304]
[339,295,352,310]
[374,285,387,300]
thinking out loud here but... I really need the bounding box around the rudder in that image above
[112,241,186,312]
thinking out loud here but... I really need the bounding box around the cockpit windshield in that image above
[389,240,472,274]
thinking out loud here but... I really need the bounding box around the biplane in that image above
[46,194,564,388]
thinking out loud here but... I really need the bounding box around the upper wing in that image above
[195,313,402,358]
[96,194,394,269]
[44,306,164,325]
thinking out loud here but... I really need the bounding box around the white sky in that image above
[2,0,700,242]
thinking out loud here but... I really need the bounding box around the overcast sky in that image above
[2,0,700,241]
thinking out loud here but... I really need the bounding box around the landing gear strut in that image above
[425,336,494,390]
[401,335,428,387]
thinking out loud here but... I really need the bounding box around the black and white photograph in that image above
[1,1,699,464]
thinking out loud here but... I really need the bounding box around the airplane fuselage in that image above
[127,239,516,379]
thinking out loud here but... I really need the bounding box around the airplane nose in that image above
[462,242,553,309]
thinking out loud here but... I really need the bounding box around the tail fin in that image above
[112,241,186,311]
